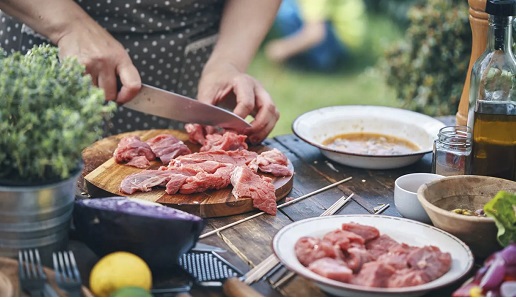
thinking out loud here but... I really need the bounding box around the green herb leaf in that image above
[484,191,516,247]
[0,44,117,183]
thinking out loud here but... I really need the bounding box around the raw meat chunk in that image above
[295,237,341,266]
[308,258,353,283]
[113,136,155,167]
[146,134,191,164]
[341,222,380,242]
[230,166,277,215]
[248,149,292,177]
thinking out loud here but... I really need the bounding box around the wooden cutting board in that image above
[83,129,294,218]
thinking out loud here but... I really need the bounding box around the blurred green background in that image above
[247,0,473,138]
[249,8,405,138]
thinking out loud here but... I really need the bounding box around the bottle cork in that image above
[456,0,488,126]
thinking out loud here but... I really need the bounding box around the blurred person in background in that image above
[0,0,281,144]
[265,0,366,72]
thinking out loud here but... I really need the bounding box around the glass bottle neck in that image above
[486,15,513,52]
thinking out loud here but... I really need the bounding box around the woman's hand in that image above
[0,0,141,103]
[197,62,279,145]
[57,20,141,103]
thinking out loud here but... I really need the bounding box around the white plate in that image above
[272,215,474,297]
[292,105,445,169]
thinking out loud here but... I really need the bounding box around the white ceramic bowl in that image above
[292,106,445,169]
[273,215,474,297]
[394,173,445,224]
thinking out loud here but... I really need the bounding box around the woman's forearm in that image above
[205,0,281,72]
[0,0,95,44]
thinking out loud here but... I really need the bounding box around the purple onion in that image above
[499,243,516,265]
[480,256,506,291]
[506,265,516,277]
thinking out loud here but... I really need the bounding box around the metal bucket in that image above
[0,170,79,266]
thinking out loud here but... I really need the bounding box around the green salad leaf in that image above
[484,191,516,247]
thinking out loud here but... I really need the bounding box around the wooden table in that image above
[72,116,470,297]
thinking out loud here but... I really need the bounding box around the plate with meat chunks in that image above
[83,125,294,218]
[272,215,474,297]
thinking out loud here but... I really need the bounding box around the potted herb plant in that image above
[0,44,116,262]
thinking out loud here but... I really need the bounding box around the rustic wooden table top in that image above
[72,116,469,297]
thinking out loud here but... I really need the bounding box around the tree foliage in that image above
[381,0,471,116]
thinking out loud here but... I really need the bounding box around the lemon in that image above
[110,286,153,297]
[89,251,152,297]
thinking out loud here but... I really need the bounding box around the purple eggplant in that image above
[73,197,204,270]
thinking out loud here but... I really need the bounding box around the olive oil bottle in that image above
[467,0,516,181]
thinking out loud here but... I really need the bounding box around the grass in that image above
[248,12,406,138]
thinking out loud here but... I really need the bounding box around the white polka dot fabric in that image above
[0,0,225,135]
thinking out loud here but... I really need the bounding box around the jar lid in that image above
[486,0,516,16]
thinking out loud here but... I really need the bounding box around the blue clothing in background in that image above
[273,0,348,71]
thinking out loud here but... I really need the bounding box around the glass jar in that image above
[432,126,472,176]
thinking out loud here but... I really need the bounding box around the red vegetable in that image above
[453,243,516,297]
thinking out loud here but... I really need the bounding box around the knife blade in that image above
[191,242,226,253]
[122,84,251,130]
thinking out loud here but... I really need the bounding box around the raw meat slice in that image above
[345,247,375,273]
[406,245,452,281]
[295,237,341,266]
[185,123,247,152]
[125,156,151,169]
[366,234,400,257]
[200,131,248,152]
[179,166,233,194]
[185,123,207,145]
[185,123,223,145]
[230,166,277,215]
[168,149,257,167]
[119,169,196,194]
[388,269,430,288]
[119,169,173,194]
[376,252,410,270]
[146,134,191,164]
[341,222,380,242]
[308,258,353,283]
[351,261,396,287]
[248,149,292,177]
[113,136,155,167]
[323,229,365,251]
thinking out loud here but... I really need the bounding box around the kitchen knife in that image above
[122,84,251,130]
[191,242,226,253]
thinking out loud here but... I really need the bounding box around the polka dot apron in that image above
[0,0,225,135]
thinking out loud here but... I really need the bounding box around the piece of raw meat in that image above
[308,258,353,283]
[113,136,156,168]
[248,149,292,177]
[295,237,342,266]
[146,134,191,164]
[230,166,277,215]
[200,131,248,152]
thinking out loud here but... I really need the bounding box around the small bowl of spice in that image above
[417,175,516,258]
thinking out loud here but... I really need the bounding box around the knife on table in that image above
[122,84,252,131]
[191,242,226,253]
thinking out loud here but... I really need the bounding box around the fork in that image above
[18,249,59,297]
[245,193,355,290]
[53,250,83,297]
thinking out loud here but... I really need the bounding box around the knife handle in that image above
[222,277,263,297]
